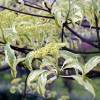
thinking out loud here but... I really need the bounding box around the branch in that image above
[64,24,100,49]
[17,1,50,13]
[44,2,51,13]
[0,40,32,54]
[61,47,100,54]
[1,39,100,55]
[0,5,54,19]
[10,45,32,54]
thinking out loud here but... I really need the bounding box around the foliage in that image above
[0,0,100,99]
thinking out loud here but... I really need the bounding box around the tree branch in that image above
[64,24,100,49]
[10,45,32,54]
[17,1,50,13]
[0,5,54,19]
[0,40,32,54]
[61,47,100,54]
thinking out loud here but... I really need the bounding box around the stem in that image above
[61,24,65,42]
[22,74,29,100]
[94,14,100,47]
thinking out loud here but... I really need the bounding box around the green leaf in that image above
[62,61,83,73]
[4,44,25,78]
[51,0,83,26]
[83,79,95,98]
[70,3,83,24]
[47,75,57,84]
[5,44,17,77]
[71,75,95,97]
[84,56,100,74]
[36,73,48,97]
[27,70,48,97]
[51,0,69,26]
[27,70,47,86]
[24,53,33,71]
[60,50,80,60]
[16,58,25,65]
[60,50,83,72]
[40,56,56,68]
[11,78,22,85]
[71,75,84,85]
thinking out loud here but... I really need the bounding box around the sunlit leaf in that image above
[83,79,95,97]
[5,44,17,77]
[40,56,56,68]
[27,70,47,86]
[11,78,22,85]
[51,0,83,26]
[36,73,48,97]
[47,75,57,84]
[60,50,83,72]
[84,56,100,74]
[60,50,80,59]
[62,61,83,73]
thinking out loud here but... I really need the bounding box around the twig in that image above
[94,14,100,47]
[10,45,32,54]
[44,2,51,13]
[61,24,65,42]
[0,5,54,19]
[17,1,50,13]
